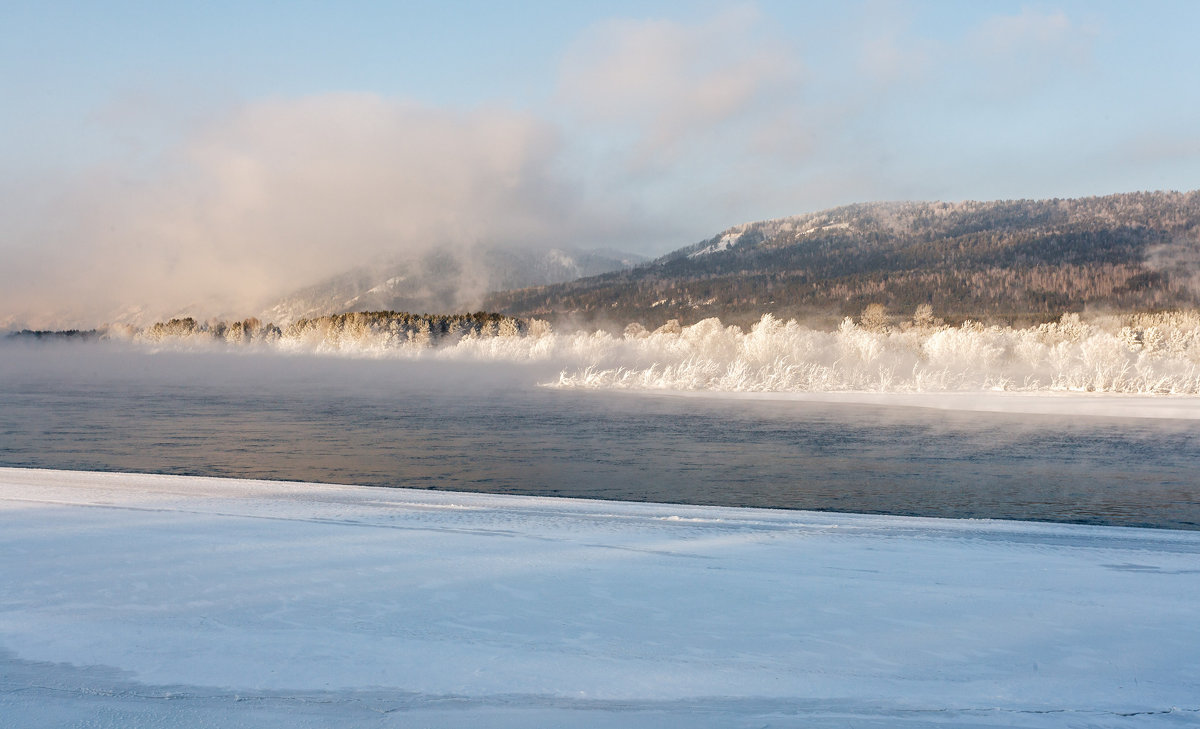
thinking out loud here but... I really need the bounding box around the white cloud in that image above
[858,33,934,85]
[852,1,937,87]
[0,95,590,327]
[973,8,1078,54]
[967,7,1097,81]
[851,6,1095,98]
[557,6,802,164]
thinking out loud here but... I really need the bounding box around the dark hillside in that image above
[484,191,1200,327]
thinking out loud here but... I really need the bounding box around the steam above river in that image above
[22,310,1200,396]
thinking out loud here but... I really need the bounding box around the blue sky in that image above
[3,1,1199,326]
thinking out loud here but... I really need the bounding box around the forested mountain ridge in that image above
[260,246,645,326]
[484,191,1200,327]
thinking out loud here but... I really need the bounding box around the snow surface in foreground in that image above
[2,467,1199,728]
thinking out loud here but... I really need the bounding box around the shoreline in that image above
[571,387,1200,420]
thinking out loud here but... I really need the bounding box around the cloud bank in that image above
[2,96,594,328]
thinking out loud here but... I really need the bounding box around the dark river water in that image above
[2,342,1198,530]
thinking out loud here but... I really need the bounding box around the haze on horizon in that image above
[3,1,1199,329]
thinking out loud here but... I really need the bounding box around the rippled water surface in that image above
[2,344,1198,529]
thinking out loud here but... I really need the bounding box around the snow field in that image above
[2,467,1199,727]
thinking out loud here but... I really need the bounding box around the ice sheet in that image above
[2,467,1199,727]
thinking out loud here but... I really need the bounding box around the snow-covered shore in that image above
[2,467,1198,727]
[604,387,1200,420]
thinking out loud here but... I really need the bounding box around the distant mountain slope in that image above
[484,191,1200,326]
[261,246,645,325]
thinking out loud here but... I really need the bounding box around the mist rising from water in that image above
[29,310,1200,396]
[551,313,1200,395]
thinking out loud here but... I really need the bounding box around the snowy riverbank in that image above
[602,387,1200,420]
[2,467,1198,727]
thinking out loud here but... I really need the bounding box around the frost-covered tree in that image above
[859,304,888,332]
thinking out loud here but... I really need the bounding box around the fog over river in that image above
[3,342,1197,529]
